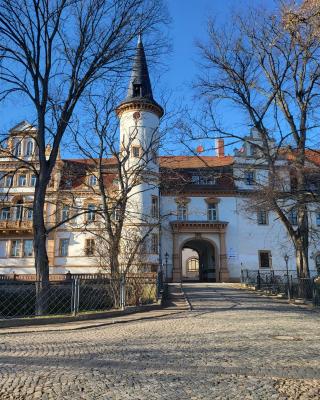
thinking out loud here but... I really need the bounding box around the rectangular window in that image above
[25,208,33,221]
[257,210,268,225]
[259,251,271,269]
[18,175,27,186]
[151,196,159,218]
[113,206,121,222]
[132,146,140,158]
[11,240,22,257]
[0,207,10,220]
[288,209,298,225]
[151,233,159,254]
[23,239,33,257]
[59,238,69,257]
[85,239,95,256]
[30,174,37,187]
[245,171,255,185]
[13,140,22,157]
[0,240,7,257]
[207,204,217,221]
[177,204,187,221]
[88,175,97,186]
[5,175,13,188]
[61,205,69,222]
[87,204,95,222]
[316,213,320,227]
[0,172,5,187]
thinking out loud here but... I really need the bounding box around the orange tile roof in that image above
[159,156,234,169]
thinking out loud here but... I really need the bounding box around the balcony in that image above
[0,220,33,233]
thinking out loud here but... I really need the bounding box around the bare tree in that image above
[0,0,167,313]
[188,0,320,277]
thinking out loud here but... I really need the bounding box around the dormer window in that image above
[133,84,142,97]
[88,175,97,186]
[13,140,22,157]
[26,140,34,156]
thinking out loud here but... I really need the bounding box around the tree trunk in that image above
[295,239,309,279]
[33,181,50,316]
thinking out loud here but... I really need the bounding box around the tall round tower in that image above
[116,35,164,266]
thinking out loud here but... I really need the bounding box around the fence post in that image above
[257,271,261,290]
[120,274,125,311]
[72,278,80,316]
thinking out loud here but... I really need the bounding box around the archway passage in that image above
[182,239,217,282]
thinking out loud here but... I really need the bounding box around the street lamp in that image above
[284,254,290,301]
[164,252,169,282]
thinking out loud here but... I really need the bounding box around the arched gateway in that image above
[170,221,229,282]
[182,239,217,282]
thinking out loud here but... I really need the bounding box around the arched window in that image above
[187,257,199,272]
[26,141,34,156]
[316,254,320,274]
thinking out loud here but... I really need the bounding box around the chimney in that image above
[216,138,225,157]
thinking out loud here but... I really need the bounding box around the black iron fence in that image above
[0,272,163,320]
[241,269,320,307]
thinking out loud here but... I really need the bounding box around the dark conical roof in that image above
[126,35,154,100]
[117,35,163,116]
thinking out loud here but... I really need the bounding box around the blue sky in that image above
[1,0,274,156]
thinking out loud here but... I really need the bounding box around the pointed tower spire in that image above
[116,35,163,117]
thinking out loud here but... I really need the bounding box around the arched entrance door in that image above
[181,239,217,282]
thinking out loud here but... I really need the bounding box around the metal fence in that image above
[241,269,320,307]
[0,272,162,320]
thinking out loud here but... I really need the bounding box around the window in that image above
[61,205,69,222]
[0,240,6,257]
[207,204,217,221]
[26,141,34,156]
[0,172,5,187]
[59,239,69,257]
[316,254,320,274]
[191,175,215,185]
[151,196,159,218]
[15,202,23,221]
[11,240,22,257]
[133,83,141,97]
[113,206,121,222]
[65,178,72,188]
[0,207,10,220]
[177,204,187,221]
[87,204,96,222]
[288,209,298,225]
[23,240,33,257]
[88,175,97,186]
[259,251,271,268]
[187,257,199,272]
[316,213,320,227]
[30,175,37,187]
[5,175,13,187]
[25,208,33,220]
[13,140,22,157]
[132,146,140,158]
[151,233,159,254]
[85,239,95,256]
[18,175,27,186]
[245,171,255,185]
[257,210,268,225]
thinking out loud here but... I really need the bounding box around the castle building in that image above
[0,37,319,281]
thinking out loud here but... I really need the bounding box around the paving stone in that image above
[0,283,319,399]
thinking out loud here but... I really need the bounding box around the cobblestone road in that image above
[0,283,319,399]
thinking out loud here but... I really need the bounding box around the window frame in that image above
[132,146,140,158]
[59,238,70,257]
[177,203,188,221]
[88,175,98,187]
[245,170,255,185]
[257,210,268,225]
[207,203,217,221]
[85,238,95,256]
[259,250,272,269]
[150,233,159,254]
[26,140,34,156]
[23,239,34,257]
[151,196,159,218]
[11,239,22,257]
[18,174,27,187]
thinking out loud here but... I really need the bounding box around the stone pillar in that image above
[219,231,229,282]
[172,232,182,282]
